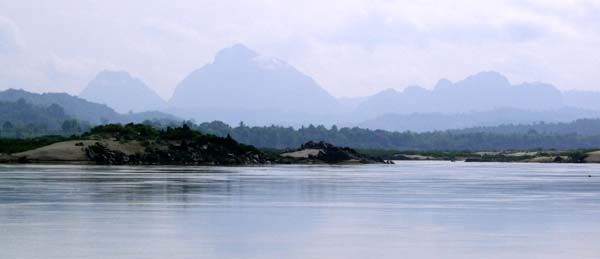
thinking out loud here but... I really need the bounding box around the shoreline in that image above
[1,158,596,166]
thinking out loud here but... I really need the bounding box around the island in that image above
[364,150,600,164]
[0,123,389,165]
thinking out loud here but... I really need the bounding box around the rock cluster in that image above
[84,140,268,166]
[279,141,391,164]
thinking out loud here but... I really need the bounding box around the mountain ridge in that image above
[0,88,179,125]
[8,44,600,132]
[355,70,565,118]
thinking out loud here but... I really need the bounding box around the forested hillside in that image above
[4,103,600,151]
[0,89,179,125]
[186,121,600,151]
[0,99,88,138]
[451,119,600,136]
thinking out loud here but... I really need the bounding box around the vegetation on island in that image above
[82,123,267,165]
[0,123,385,165]
[0,136,72,154]
[4,95,600,165]
[277,141,389,164]
[357,149,596,164]
[2,121,600,164]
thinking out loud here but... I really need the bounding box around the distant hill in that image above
[451,118,600,136]
[0,89,179,125]
[191,120,600,151]
[169,44,340,124]
[0,89,118,124]
[563,90,600,111]
[80,70,167,113]
[356,107,600,132]
[66,49,600,130]
[0,99,74,137]
[355,71,565,118]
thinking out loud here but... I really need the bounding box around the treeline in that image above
[4,100,600,151]
[0,99,90,138]
[0,136,72,154]
[451,119,600,136]
[175,121,600,151]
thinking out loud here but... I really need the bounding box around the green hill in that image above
[0,89,179,125]
[0,99,83,137]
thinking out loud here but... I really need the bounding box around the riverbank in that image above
[359,149,600,164]
[3,123,600,165]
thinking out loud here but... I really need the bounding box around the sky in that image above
[0,0,599,99]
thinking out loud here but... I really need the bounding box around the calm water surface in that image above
[1,162,600,259]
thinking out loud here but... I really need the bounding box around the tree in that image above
[2,121,13,131]
[61,120,81,134]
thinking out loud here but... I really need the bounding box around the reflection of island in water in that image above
[1,163,600,258]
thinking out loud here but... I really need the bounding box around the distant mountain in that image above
[337,96,369,111]
[169,44,340,124]
[0,89,179,125]
[80,70,167,113]
[563,90,600,111]
[357,107,600,132]
[355,71,565,118]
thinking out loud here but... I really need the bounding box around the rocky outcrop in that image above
[84,137,268,166]
[279,141,392,164]
[83,139,390,166]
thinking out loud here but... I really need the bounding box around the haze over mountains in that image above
[170,44,338,113]
[563,91,600,111]
[168,44,340,125]
[2,44,600,132]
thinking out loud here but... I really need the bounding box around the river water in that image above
[1,162,600,258]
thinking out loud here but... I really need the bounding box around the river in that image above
[1,162,599,258]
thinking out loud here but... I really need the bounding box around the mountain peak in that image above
[462,71,510,87]
[170,44,338,120]
[80,70,166,113]
[434,79,453,90]
[214,44,258,64]
[403,85,428,94]
[374,88,399,96]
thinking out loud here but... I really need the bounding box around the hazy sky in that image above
[0,0,599,99]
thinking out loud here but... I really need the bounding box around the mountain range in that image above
[0,89,177,125]
[354,71,564,118]
[2,44,600,132]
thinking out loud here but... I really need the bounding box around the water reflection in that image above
[1,163,600,258]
